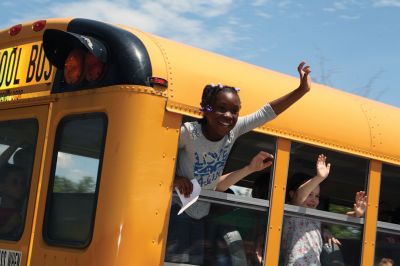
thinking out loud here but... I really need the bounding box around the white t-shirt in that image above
[175,103,276,219]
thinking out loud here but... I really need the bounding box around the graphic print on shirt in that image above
[193,147,230,187]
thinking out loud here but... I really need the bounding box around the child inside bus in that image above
[281,154,367,266]
[166,62,312,264]
[378,257,395,266]
[0,164,27,236]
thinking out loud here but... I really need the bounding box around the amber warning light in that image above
[43,29,107,88]
[64,49,105,85]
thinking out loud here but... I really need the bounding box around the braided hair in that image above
[200,83,240,113]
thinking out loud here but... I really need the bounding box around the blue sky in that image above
[1,0,399,107]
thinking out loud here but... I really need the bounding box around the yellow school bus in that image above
[0,18,399,266]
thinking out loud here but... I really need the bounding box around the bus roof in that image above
[0,18,399,165]
[134,23,400,165]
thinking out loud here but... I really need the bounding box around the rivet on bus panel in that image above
[163,153,166,158]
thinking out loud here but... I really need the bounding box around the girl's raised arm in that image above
[269,61,311,115]
[291,154,330,206]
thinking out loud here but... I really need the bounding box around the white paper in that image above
[175,179,201,215]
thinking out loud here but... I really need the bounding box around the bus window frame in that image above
[42,112,108,248]
[0,118,38,241]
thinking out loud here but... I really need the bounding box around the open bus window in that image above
[168,117,275,265]
[0,119,37,241]
[223,131,276,200]
[43,113,107,247]
[279,142,369,266]
[375,164,400,265]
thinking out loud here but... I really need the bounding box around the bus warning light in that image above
[32,20,46,32]
[9,24,22,36]
[64,49,85,85]
[150,77,168,88]
[85,53,105,82]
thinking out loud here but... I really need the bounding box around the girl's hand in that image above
[346,191,367,217]
[247,151,274,173]
[298,61,311,93]
[316,154,330,179]
[322,229,342,246]
[173,176,193,197]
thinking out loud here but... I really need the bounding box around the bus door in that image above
[27,91,108,266]
[0,104,49,266]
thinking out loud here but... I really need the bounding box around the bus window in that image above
[375,164,400,265]
[43,113,107,247]
[0,119,37,241]
[224,131,276,199]
[279,142,369,266]
[166,124,275,266]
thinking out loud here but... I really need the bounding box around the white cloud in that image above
[256,11,273,19]
[57,152,73,168]
[277,0,293,9]
[25,0,239,51]
[339,14,360,19]
[373,0,400,7]
[252,0,271,6]
[323,0,366,12]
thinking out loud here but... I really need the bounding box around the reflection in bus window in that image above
[279,142,368,266]
[44,114,107,247]
[168,196,269,266]
[53,152,98,193]
[375,164,400,265]
[0,119,37,241]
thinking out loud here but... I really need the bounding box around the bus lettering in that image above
[13,47,21,86]
[0,249,6,266]
[26,44,52,84]
[6,251,21,266]
[5,48,19,86]
[0,51,8,87]
[43,51,52,80]
[26,45,38,83]
[35,44,44,82]
[0,48,22,87]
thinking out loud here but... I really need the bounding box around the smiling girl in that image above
[281,155,367,266]
[165,62,312,264]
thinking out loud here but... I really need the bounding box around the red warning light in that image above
[32,20,47,32]
[9,24,22,36]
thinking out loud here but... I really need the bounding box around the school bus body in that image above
[0,18,398,266]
